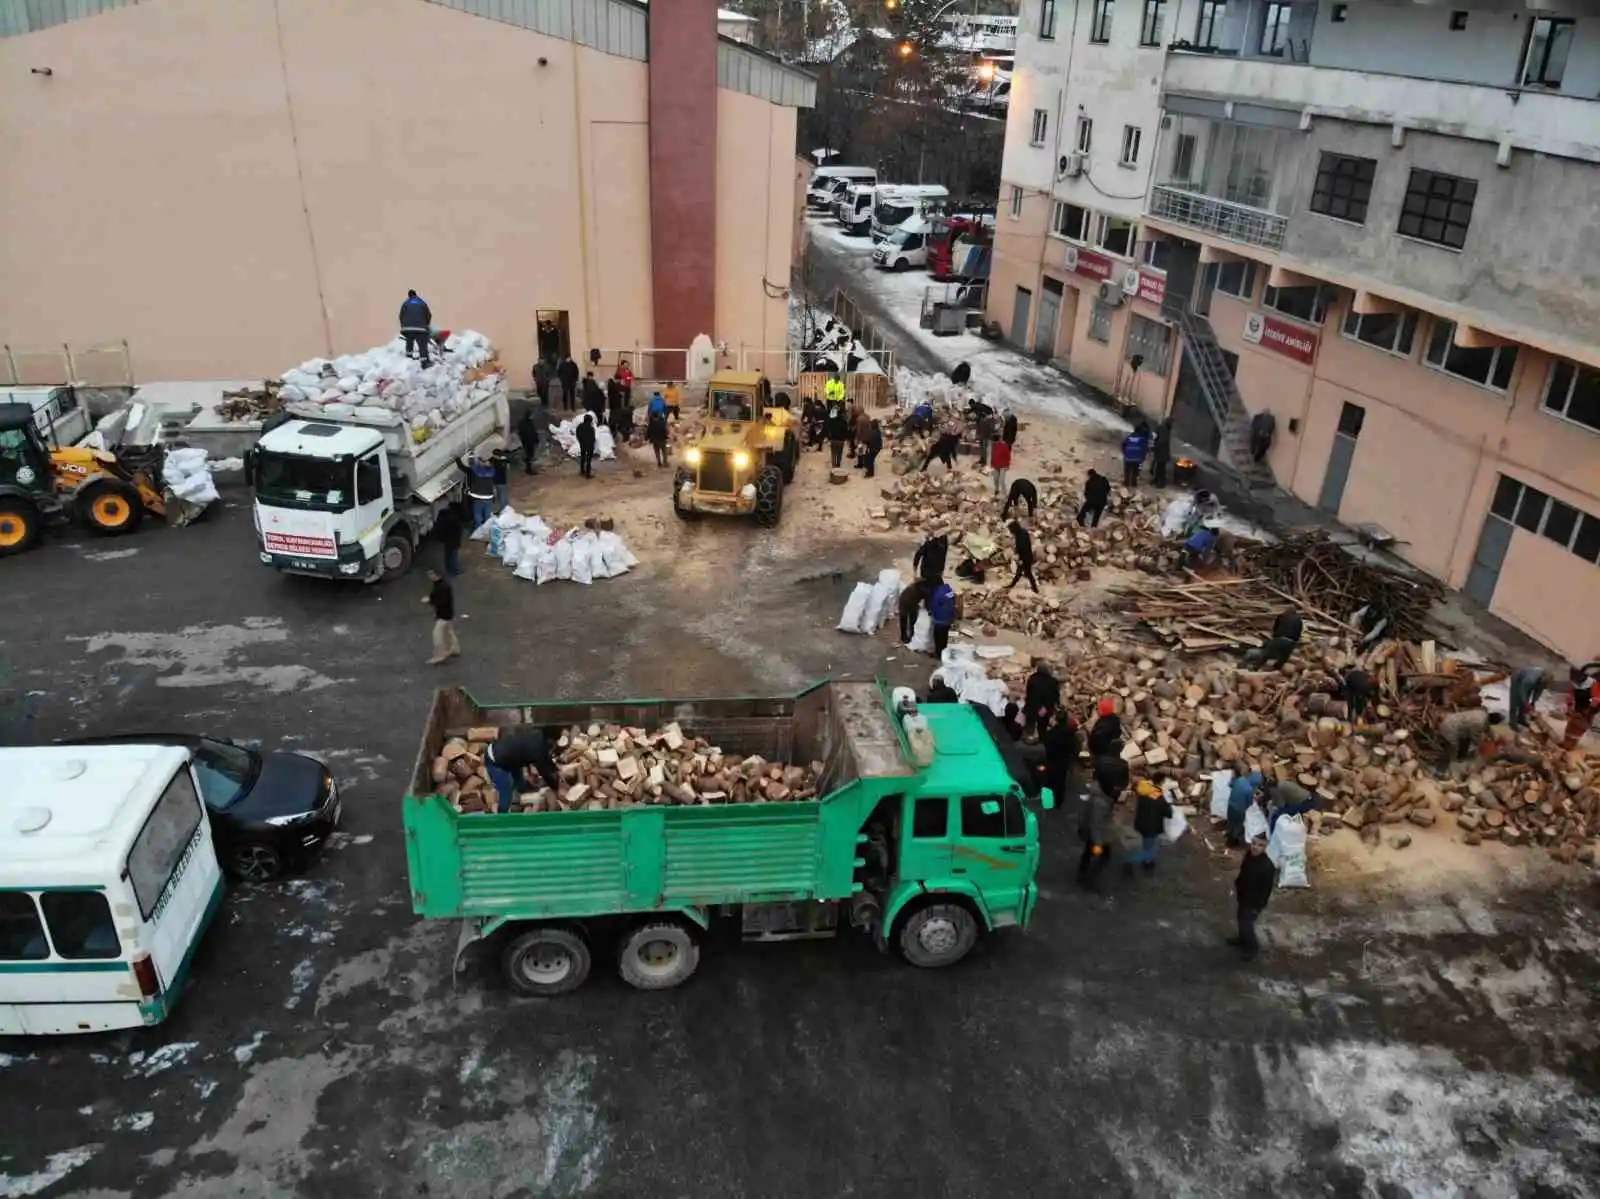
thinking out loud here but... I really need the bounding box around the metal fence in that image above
[1149,184,1287,252]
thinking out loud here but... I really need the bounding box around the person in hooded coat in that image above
[557,354,580,411]
[1151,418,1175,488]
[517,407,540,476]
[1024,662,1062,734]
[897,578,931,644]
[399,290,432,365]
[1086,697,1124,759]
[575,412,597,479]
[1121,421,1152,487]
[921,429,961,473]
[859,419,884,478]
[1006,519,1039,593]
[582,372,605,424]
[646,399,671,467]
[913,532,949,585]
[824,400,851,468]
[606,376,626,432]
[1078,469,1111,526]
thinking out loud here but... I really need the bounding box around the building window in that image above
[1425,320,1518,392]
[1040,0,1058,39]
[1449,11,1468,31]
[1091,0,1115,43]
[1009,185,1023,219]
[1140,237,1172,271]
[1089,299,1116,343]
[1398,169,1476,250]
[1543,358,1600,434]
[1491,475,1600,566]
[1215,260,1257,300]
[1171,133,1196,182]
[1337,402,1366,439]
[1128,315,1171,375]
[1050,201,1089,241]
[1259,2,1292,56]
[1310,153,1377,225]
[1120,125,1142,168]
[1076,116,1094,155]
[1522,17,1574,89]
[1263,284,1330,325]
[1095,214,1135,257]
[1341,307,1419,357]
[1140,0,1167,45]
[1330,3,1348,20]
[1030,108,1049,146]
[1195,0,1224,49]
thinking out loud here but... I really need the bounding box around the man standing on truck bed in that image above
[400,290,433,367]
[485,728,562,813]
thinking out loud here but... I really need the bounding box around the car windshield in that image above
[711,390,753,421]
[890,229,914,246]
[190,739,257,810]
[252,451,354,512]
[876,203,913,227]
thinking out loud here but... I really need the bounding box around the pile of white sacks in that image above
[550,415,618,462]
[161,447,221,507]
[470,506,637,585]
[838,568,903,636]
[274,332,504,442]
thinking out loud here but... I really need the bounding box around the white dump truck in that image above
[249,369,506,584]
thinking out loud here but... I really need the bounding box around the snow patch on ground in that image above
[125,1042,199,1078]
[68,617,344,694]
[0,1146,100,1196]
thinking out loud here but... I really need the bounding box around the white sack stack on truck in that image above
[248,331,507,583]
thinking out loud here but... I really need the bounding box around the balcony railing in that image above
[1149,185,1287,251]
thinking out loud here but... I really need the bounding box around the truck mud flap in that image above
[452,916,505,980]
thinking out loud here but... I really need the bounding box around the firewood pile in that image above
[1108,577,1354,652]
[871,469,1183,582]
[1035,641,1596,861]
[216,381,285,422]
[433,723,824,815]
[1237,531,1444,643]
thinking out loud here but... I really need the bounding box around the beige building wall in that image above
[0,0,798,384]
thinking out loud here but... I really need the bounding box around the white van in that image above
[872,216,933,271]
[870,185,950,242]
[806,165,875,211]
[0,745,225,1035]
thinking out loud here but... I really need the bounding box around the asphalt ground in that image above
[1,451,1598,1198]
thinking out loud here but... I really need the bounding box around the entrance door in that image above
[1165,239,1202,317]
[536,310,570,363]
[1171,355,1222,456]
[1464,514,1513,606]
[1011,286,1033,349]
[1034,280,1063,360]
[1196,263,1220,316]
[1318,402,1365,515]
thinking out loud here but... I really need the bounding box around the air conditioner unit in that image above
[1098,281,1125,305]
[1122,266,1142,294]
[1057,153,1084,179]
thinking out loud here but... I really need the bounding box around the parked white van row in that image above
[0,745,225,1035]
[805,165,876,213]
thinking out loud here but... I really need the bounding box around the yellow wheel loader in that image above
[0,404,166,556]
[671,372,800,528]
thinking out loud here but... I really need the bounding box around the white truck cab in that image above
[0,745,225,1035]
[870,185,950,243]
[834,183,883,235]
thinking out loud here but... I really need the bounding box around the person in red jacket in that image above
[989,436,1012,498]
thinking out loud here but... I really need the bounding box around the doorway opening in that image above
[536,310,571,364]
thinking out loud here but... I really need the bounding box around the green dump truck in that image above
[404,681,1054,996]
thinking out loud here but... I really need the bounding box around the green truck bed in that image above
[404,682,915,921]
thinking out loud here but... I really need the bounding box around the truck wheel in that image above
[778,430,800,483]
[753,465,783,528]
[0,500,41,556]
[78,481,143,536]
[377,532,413,582]
[501,925,592,997]
[616,921,700,990]
[898,902,979,969]
[672,467,698,521]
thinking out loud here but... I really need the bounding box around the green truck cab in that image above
[404,681,1053,997]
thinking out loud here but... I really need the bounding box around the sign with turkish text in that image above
[1063,245,1115,282]
[1135,269,1166,306]
[1242,311,1318,365]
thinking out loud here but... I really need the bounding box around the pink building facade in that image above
[0,0,814,385]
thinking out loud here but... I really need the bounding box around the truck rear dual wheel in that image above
[502,925,592,997]
[617,921,700,990]
[753,465,784,529]
[0,500,41,556]
[898,902,979,969]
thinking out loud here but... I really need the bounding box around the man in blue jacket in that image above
[400,289,433,366]
[1227,766,1264,847]
[1121,420,1152,487]
[928,580,957,655]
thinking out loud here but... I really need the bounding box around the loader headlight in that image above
[733,451,751,470]
[684,447,702,466]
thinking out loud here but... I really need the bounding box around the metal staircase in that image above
[1174,308,1276,490]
